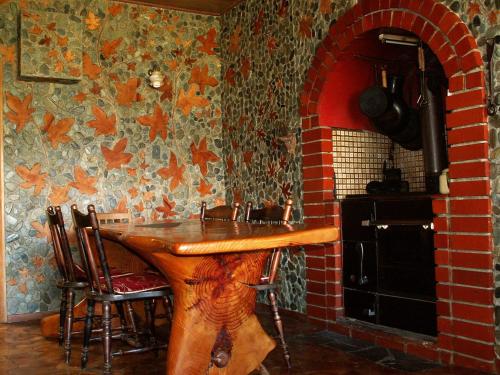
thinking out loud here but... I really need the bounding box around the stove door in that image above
[343,241,377,291]
[377,225,435,299]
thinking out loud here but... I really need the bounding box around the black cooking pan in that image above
[360,74,408,136]
[360,72,422,150]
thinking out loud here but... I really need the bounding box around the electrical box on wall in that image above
[19,10,82,83]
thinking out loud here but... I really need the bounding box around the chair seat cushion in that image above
[104,273,169,295]
[74,264,132,281]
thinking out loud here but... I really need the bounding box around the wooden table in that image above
[44,220,338,375]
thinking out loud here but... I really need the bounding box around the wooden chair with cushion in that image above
[244,198,293,369]
[47,206,88,363]
[71,204,171,374]
[200,201,241,221]
[101,210,173,323]
[47,206,136,364]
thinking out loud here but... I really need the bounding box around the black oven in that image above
[341,195,437,336]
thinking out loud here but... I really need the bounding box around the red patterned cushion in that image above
[74,264,132,281]
[103,273,169,295]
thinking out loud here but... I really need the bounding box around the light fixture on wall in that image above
[148,64,164,89]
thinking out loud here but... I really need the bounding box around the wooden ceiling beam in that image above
[113,0,245,16]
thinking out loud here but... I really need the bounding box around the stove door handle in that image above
[361,219,370,227]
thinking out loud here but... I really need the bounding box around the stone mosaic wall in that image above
[0,0,222,315]
[0,0,498,320]
[220,0,499,314]
[19,9,83,81]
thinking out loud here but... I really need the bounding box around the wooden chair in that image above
[47,206,88,363]
[98,210,173,324]
[71,204,171,374]
[47,207,136,364]
[244,198,293,369]
[200,201,241,221]
[96,211,132,225]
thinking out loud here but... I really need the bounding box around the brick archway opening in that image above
[300,1,492,372]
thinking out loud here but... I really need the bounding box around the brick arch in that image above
[300,0,492,372]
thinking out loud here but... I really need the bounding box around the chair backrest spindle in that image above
[71,204,114,295]
[200,202,241,222]
[46,206,77,282]
[244,199,293,224]
[244,199,294,284]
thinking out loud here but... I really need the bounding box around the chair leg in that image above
[162,295,173,321]
[144,299,156,342]
[124,301,140,346]
[59,288,67,346]
[81,299,95,369]
[64,289,75,364]
[102,301,113,375]
[115,302,127,340]
[268,290,291,369]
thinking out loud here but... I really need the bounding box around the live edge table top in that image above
[94,220,339,375]
[98,220,339,256]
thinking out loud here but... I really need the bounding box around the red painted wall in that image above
[318,58,376,131]
[318,32,418,132]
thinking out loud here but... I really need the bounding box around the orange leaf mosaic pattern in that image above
[189,65,218,95]
[190,137,220,176]
[5,92,35,133]
[156,195,176,218]
[137,104,169,141]
[19,10,82,80]
[197,28,217,55]
[157,152,185,191]
[101,37,123,59]
[69,166,98,195]
[101,138,133,170]
[41,112,74,149]
[87,106,117,136]
[15,163,48,196]
[3,2,224,316]
[177,84,210,116]
[116,77,141,107]
[82,52,102,79]
[48,185,71,205]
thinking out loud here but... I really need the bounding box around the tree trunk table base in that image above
[155,251,275,375]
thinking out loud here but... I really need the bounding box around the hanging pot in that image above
[359,74,409,136]
[392,108,422,150]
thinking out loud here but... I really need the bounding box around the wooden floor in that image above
[0,307,488,375]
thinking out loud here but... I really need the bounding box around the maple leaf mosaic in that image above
[5,92,35,133]
[15,163,48,196]
[101,138,133,170]
[137,104,169,141]
[19,10,82,81]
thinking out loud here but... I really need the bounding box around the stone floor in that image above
[0,307,489,375]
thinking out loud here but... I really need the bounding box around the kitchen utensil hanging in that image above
[359,67,422,150]
[417,43,448,193]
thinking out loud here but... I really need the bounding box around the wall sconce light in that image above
[148,64,164,89]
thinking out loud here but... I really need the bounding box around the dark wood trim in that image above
[221,0,245,14]
[7,310,56,323]
[114,0,221,16]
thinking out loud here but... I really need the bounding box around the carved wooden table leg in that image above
[151,251,276,375]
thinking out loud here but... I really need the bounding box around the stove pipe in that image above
[420,77,448,193]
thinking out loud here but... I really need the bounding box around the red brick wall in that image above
[300,0,493,372]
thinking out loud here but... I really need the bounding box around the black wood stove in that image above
[341,194,436,336]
